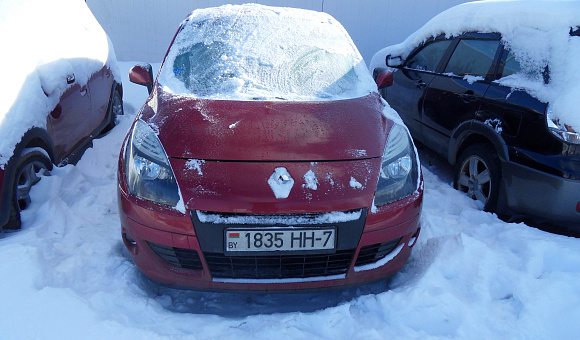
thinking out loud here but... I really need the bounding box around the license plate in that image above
[225,228,336,254]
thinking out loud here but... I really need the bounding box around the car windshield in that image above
[158,6,374,101]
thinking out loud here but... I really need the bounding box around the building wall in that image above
[86,0,470,64]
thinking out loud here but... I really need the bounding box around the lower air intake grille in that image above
[147,242,203,270]
[354,238,402,267]
[203,249,355,279]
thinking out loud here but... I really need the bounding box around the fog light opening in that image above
[123,232,139,255]
[408,228,420,247]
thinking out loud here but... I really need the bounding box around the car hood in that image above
[139,90,390,161]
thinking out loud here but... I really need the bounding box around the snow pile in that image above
[0,62,580,338]
[159,4,376,101]
[0,0,119,167]
[369,0,580,132]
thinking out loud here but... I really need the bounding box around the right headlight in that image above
[546,105,580,144]
[374,124,419,206]
[125,119,181,206]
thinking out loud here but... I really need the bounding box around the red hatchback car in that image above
[118,4,423,291]
[0,0,122,230]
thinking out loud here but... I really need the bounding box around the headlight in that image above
[374,124,419,206]
[125,119,181,206]
[546,105,580,145]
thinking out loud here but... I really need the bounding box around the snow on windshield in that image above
[158,4,376,101]
[369,0,580,132]
[0,0,119,167]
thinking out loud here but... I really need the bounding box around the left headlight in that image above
[125,119,181,206]
[546,105,580,145]
[374,124,419,206]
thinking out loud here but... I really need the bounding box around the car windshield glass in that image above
[158,8,374,101]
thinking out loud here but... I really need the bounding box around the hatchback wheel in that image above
[454,144,501,212]
[4,150,52,230]
[104,89,123,132]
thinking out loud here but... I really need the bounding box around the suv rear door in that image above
[482,46,549,152]
[421,33,502,154]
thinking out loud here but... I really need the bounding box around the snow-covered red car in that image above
[118,4,422,291]
[0,0,122,230]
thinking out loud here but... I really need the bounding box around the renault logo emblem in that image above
[268,167,294,199]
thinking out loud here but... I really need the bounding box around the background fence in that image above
[87,0,470,65]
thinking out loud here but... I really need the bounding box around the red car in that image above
[118,4,422,291]
[0,0,123,230]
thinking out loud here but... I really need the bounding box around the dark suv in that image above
[373,31,580,228]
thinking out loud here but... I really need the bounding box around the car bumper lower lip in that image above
[119,189,422,292]
[501,160,580,227]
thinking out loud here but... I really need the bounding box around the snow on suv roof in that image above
[369,0,580,132]
[158,4,376,101]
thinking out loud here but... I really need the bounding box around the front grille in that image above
[354,238,402,267]
[204,249,355,279]
[147,242,203,270]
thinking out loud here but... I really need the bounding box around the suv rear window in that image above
[498,50,521,78]
[444,39,500,77]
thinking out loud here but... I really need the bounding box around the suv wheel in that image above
[4,149,52,230]
[454,144,501,212]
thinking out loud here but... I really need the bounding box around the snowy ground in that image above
[1,62,579,340]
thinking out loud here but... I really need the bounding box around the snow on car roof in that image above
[369,0,580,132]
[0,0,119,167]
[158,4,376,101]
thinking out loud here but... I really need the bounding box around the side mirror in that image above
[129,64,154,94]
[386,55,403,68]
[375,69,394,89]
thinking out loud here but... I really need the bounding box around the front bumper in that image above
[501,160,580,228]
[119,189,422,292]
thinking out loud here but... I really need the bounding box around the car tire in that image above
[104,89,123,132]
[454,144,501,212]
[4,149,52,230]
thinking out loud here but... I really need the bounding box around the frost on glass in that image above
[158,6,375,101]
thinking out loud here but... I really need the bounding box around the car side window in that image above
[405,40,451,72]
[444,39,500,77]
[498,50,521,78]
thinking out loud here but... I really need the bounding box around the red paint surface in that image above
[119,188,422,291]
[140,91,389,161]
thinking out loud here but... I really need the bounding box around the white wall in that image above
[87,0,470,65]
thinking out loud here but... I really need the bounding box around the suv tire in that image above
[454,144,501,212]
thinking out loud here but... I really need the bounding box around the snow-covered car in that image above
[118,4,423,291]
[370,1,580,228]
[0,0,123,230]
